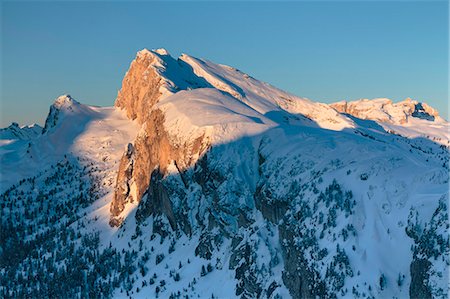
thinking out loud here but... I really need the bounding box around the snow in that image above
[380,117,450,146]
[180,53,355,131]
[157,88,273,146]
[154,48,170,56]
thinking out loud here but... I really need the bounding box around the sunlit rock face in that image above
[110,108,209,225]
[114,50,165,124]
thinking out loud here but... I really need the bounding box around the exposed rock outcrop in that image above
[114,50,165,124]
[114,49,210,125]
[409,258,432,299]
[230,242,263,298]
[279,222,327,299]
[43,95,78,133]
[412,102,436,121]
[110,109,209,225]
[331,98,441,124]
[135,167,177,230]
[110,143,135,225]
[254,185,288,224]
[110,49,213,226]
[405,198,449,299]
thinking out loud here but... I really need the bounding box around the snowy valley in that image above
[0,48,448,299]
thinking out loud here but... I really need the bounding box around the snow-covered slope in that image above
[0,49,448,299]
[179,53,354,131]
[0,94,139,193]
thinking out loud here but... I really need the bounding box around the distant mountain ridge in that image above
[331,98,443,124]
[0,122,42,140]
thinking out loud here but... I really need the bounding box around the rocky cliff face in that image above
[114,48,211,125]
[112,49,180,223]
[110,143,135,226]
[110,108,209,225]
[110,49,219,226]
[114,50,165,124]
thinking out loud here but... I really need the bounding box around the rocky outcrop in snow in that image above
[110,143,135,226]
[114,50,165,124]
[110,108,209,226]
[330,98,442,125]
[42,94,96,134]
[114,49,210,124]
[135,167,177,231]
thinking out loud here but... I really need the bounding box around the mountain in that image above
[0,48,448,299]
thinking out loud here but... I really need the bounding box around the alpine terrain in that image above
[1,48,448,299]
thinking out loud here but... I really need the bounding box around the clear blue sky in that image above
[1,1,448,127]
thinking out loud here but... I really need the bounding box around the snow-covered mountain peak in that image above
[154,48,170,56]
[136,48,154,58]
[43,94,96,133]
[135,48,173,68]
[134,49,172,72]
[53,94,79,109]
[116,48,356,134]
[136,48,170,57]
[115,49,212,123]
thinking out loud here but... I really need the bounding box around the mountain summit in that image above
[1,48,448,299]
